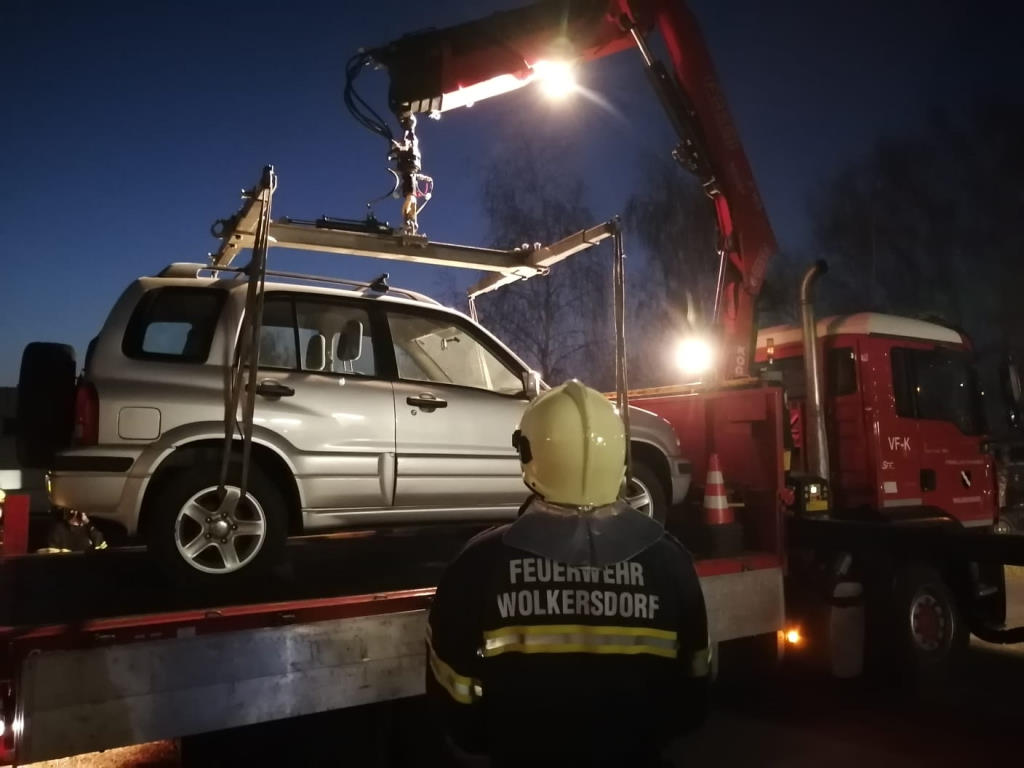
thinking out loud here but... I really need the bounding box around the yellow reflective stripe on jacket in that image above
[425,631,482,705]
[482,624,678,659]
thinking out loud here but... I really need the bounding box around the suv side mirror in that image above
[337,320,364,362]
[521,369,542,399]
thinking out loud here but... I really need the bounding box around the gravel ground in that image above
[25,742,178,768]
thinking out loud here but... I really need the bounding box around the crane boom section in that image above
[371,0,777,379]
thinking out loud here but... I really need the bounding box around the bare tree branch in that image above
[474,135,613,388]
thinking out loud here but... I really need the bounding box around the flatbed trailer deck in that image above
[0,520,783,764]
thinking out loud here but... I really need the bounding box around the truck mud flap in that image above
[700,566,784,643]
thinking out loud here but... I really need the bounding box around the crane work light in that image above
[367,0,614,115]
[533,59,578,100]
[391,58,578,113]
[675,336,715,377]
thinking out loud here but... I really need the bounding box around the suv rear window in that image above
[123,287,226,363]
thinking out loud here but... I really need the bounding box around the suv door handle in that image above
[254,379,295,398]
[407,394,448,410]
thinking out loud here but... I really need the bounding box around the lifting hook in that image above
[390,112,433,235]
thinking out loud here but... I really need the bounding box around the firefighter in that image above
[426,380,710,767]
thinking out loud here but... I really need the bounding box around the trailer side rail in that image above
[0,561,783,764]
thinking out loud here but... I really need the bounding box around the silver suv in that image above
[35,264,689,582]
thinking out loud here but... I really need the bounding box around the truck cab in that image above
[756,313,995,529]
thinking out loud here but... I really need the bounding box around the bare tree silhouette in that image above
[473,136,614,388]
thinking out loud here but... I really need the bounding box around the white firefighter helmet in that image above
[513,379,626,507]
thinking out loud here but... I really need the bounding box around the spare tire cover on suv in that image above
[16,342,77,469]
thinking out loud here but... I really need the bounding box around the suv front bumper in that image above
[667,458,692,505]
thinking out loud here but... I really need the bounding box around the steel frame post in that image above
[612,220,632,487]
[218,166,276,510]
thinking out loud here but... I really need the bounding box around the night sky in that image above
[2,0,1020,385]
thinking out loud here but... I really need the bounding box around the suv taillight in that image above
[74,382,99,446]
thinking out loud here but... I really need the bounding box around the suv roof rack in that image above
[155,262,441,305]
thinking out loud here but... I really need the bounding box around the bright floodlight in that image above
[532,60,577,99]
[676,337,714,376]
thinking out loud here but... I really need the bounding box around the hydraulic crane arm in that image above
[368,0,777,381]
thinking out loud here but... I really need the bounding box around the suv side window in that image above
[123,287,226,363]
[258,297,298,370]
[257,295,378,376]
[387,312,523,395]
[296,299,376,376]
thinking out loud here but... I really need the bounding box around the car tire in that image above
[630,461,669,525]
[998,507,1024,534]
[146,462,287,586]
[889,563,967,686]
[16,342,76,468]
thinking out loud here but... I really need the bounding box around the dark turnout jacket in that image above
[426,500,710,767]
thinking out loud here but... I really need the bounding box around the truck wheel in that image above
[890,564,967,683]
[146,463,287,585]
[998,507,1024,533]
[628,461,668,525]
[15,342,76,468]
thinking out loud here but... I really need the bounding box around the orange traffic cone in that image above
[700,453,743,557]
[703,453,735,526]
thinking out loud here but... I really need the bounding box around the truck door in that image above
[825,344,875,509]
[889,346,993,526]
[385,308,528,511]
[254,295,396,509]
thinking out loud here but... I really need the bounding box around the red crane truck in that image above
[3,0,1023,762]
[366,0,1024,672]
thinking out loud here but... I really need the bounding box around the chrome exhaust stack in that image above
[801,260,830,483]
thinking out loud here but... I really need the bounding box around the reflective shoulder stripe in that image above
[483,624,677,641]
[425,633,482,705]
[482,624,679,659]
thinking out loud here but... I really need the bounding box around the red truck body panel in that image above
[631,386,787,560]
[755,316,997,527]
